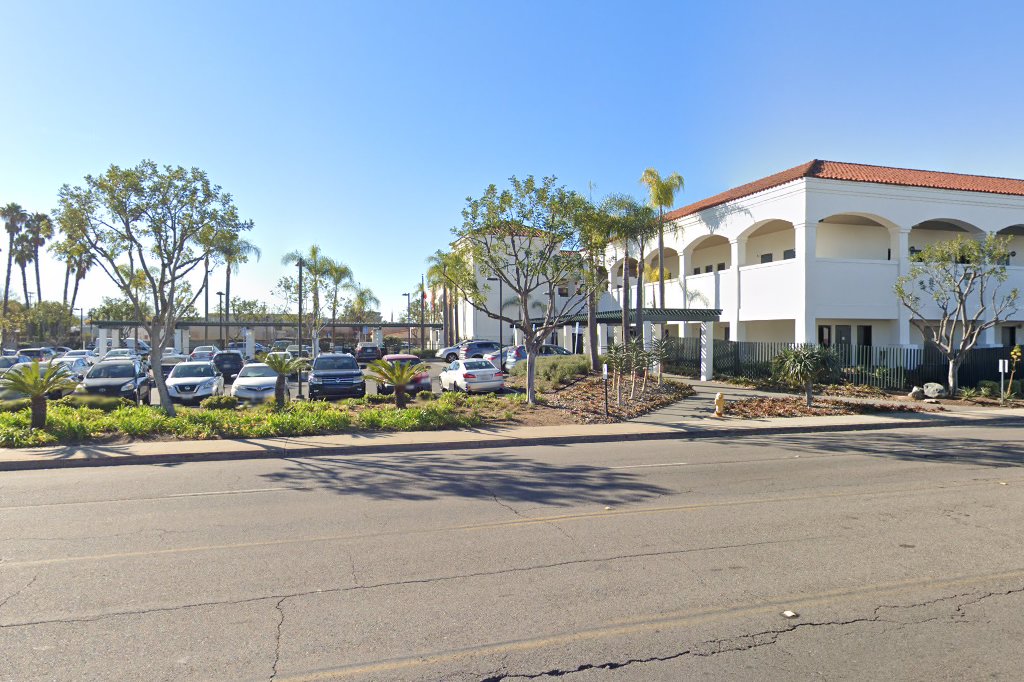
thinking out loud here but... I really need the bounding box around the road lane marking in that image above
[167,487,290,498]
[2,477,1019,568]
[609,462,688,469]
[277,568,1024,680]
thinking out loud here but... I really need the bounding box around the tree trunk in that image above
[225,267,231,345]
[276,374,287,408]
[805,380,813,407]
[524,337,540,404]
[2,234,14,318]
[203,256,210,326]
[621,247,631,343]
[70,275,82,312]
[948,358,960,394]
[658,209,666,310]
[441,286,450,346]
[453,298,460,343]
[396,385,406,409]
[20,264,30,307]
[587,284,599,372]
[635,254,645,339]
[30,395,46,429]
[62,264,71,307]
[34,247,42,305]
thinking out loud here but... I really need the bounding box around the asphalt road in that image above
[1,423,1023,680]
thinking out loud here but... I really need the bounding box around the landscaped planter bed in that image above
[729,396,931,419]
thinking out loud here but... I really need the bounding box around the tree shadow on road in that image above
[259,450,672,505]
[713,423,1024,468]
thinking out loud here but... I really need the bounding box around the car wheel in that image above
[445,353,457,363]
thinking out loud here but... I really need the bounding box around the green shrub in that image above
[0,399,31,413]
[416,390,434,401]
[510,355,590,388]
[367,392,393,404]
[57,395,134,412]
[200,395,240,410]
[438,391,466,406]
[958,387,980,400]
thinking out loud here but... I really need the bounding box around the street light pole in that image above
[75,308,84,350]
[216,291,225,348]
[420,274,426,353]
[403,292,412,352]
[297,258,305,399]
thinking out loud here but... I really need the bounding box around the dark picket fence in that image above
[663,338,1018,390]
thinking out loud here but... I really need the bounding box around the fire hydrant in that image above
[714,392,727,417]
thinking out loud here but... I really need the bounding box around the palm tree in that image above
[325,260,355,323]
[1,203,28,321]
[282,245,338,348]
[25,213,53,305]
[0,361,78,428]
[604,195,658,340]
[219,236,261,343]
[640,168,685,309]
[427,251,451,346]
[366,358,426,408]
[348,284,380,324]
[579,199,612,371]
[12,231,34,307]
[68,250,94,311]
[263,353,307,408]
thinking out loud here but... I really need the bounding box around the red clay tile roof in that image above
[663,160,1024,222]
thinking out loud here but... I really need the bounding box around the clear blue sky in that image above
[2,0,1023,320]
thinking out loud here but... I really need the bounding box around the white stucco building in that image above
[607,160,1024,348]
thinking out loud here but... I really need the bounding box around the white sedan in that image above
[231,363,281,403]
[439,359,505,394]
[165,361,224,405]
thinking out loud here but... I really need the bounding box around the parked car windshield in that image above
[88,364,135,379]
[313,356,358,371]
[194,346,217,353]
[238,365,277,378]
[0,357,20,369]
[170,364,217,378]
[464,361,492,370]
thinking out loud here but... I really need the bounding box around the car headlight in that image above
[202,379,219,389]
[308,374,321,384]
[120,382,135,392]
[74,384,86,393]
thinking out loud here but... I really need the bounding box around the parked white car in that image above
[439,359,505,394]
[165,362,224,405]
[230,363,281,403]
[63,349,100,365]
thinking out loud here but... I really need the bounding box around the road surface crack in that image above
[0,574,38,613]
[269,596,287,680]
[483,586,1024,680]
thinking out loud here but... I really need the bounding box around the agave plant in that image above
[263,354,308,408]
[771,346,841,407]
[366,358,427,408]
[0,361,79,428]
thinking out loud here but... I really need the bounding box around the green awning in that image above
[529,308,721,326]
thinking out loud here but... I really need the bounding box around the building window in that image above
[716,262,726,271]
[857,325,873,347]
[783,248,796,260]
[693,267,701,275]
[557,286,569,298]
[704,265,713,273]
[760,253,773,264]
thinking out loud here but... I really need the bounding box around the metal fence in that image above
[663,338,1018,390]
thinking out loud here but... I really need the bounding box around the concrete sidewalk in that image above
[1,397,1021,471]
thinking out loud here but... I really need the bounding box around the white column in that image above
[894,227,912,345]
[793,222,817,343]
[109,330,120,349]
[642,321,653,350]
[96,327,107,353]
[700,321,715,382]
[982,324,998,347]
[597,324,607,354]
[727,238,745,342]
[679,249,693,338]
[244,328,255,358]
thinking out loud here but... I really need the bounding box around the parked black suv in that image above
[308,353,365,400]
[77,359,152,404]
[354,343,382,364]
[212,351,245,383]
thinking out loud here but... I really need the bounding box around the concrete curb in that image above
[0,413,1019,472]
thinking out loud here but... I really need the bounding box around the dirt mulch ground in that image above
[495,376,695,426]
[729,396,930,419]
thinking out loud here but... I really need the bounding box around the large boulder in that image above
[908,386,925,401]
[923,382,948,399]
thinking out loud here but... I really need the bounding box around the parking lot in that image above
[148,357,449,406]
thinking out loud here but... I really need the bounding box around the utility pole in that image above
[420,274,426,352]
[297,257,305,399]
